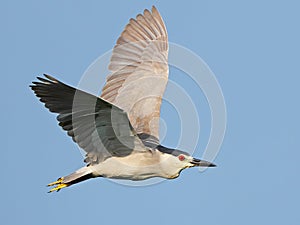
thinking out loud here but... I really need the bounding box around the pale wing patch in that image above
[101,6,169,141]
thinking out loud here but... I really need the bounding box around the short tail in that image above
[47,167,95,193]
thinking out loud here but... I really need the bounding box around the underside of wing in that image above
[30,75,146,165]
[101,6,169,143]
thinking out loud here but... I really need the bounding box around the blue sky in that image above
[1,1,300,225]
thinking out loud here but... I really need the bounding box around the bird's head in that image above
[157,146,216,178]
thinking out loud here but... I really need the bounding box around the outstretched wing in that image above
[101,6,168,144]
[30,75,147,165]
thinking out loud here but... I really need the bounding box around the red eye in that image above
[178,155,185,161]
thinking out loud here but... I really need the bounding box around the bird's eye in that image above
[178,155,185,161]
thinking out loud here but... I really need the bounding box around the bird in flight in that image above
[30,6,216,193]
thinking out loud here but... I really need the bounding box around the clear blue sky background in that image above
[1,1,300,225]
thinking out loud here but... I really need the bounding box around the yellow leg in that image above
[48,183,69,193]
[47,177,69,193]
[47,177,64,186]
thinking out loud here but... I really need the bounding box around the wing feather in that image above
[101,6,168,143]
[30,75,147,165]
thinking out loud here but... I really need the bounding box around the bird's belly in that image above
[91,157,166,180]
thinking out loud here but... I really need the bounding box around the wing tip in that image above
[31,74,58,84]
[30,74,60,89]
[43,74,59,83]
[151,5,158,12]
[137,6,159,18]
[143,8,151,15]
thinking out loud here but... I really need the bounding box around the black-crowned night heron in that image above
[30,6,216,193]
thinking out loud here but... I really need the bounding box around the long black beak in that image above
[191,158,216,167]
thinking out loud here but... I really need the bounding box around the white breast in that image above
[90,151,175,180]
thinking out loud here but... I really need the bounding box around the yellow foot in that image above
[47,177,64,186]
[47,177,69,193]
